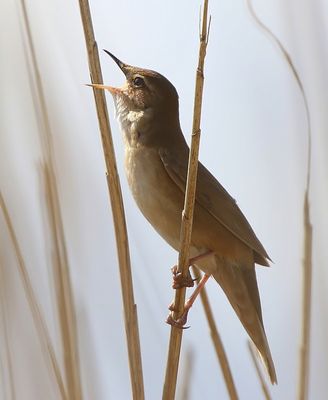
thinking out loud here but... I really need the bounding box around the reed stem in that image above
[162,2,210,399]
[192,266,238,400]
[78,1,145,398]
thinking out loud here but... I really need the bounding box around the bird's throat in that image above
[112,94,153,147]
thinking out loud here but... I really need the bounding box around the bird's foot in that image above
[170,250,213,289]
[166,273,211,329]
[166,309,190,329]
[171,265,196,289]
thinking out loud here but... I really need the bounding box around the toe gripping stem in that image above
[166,272,211,329]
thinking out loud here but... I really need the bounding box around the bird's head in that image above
[88,50,182,147]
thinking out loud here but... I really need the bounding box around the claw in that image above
[166,273,211,329]
[166,312,190,329]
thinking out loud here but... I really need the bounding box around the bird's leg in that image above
[166,273,211,328]
[171,250,213,289]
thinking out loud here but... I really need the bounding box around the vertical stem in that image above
[162,2,210,399]
[0,260,17,400]
[19,1,83,398]
[248,341,271,400]
[192,266,238,400]
[43,165,83,400]
[0,193,68,400]
[179,348,194,400]
[298,192,312,400]
[246,2,313,396]
[78,1,145,398]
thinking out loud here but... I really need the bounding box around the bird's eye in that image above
[133,76,144,87]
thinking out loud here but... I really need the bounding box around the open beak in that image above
[86,83,121,94]
[103,49,129,76]
[86,51,129,94]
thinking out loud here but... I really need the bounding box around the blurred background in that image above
[0,0,327,398]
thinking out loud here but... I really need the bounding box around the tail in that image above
[211,258,277,384]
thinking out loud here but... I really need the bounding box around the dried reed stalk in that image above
[192,266,238,400]
[299,193,312,400]
[179,348,194,400]
[0,349,8,400]
[162,2,210,399]
[78,1,145,398]
[19,1,83,398]
[247,341,271,400]
[246,2,313,398]
[42,163,83,400]
[0,260,17,400]
[0,192,67,400]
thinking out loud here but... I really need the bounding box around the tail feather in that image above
[211,258,277,384]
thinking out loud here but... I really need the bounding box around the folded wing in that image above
[159,144,270,265]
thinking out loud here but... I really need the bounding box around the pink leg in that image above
[166,273,211,328]
[171,250,213,289]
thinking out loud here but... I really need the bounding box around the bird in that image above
[88,49,277,384]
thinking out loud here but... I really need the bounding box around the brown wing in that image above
[158,144,270,264]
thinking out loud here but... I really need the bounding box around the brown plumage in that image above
[90,50,277,384]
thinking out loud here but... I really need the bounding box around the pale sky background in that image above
[0,0,327,399]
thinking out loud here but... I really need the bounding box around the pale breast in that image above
[124,146,184,250]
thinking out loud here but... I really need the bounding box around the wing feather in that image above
[159,145,270,263]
